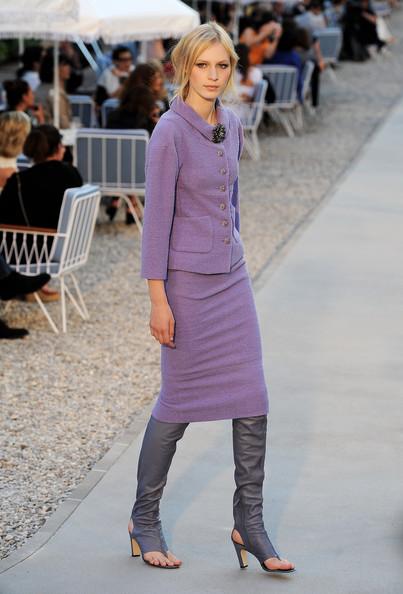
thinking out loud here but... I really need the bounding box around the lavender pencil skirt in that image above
[151,257,269,423]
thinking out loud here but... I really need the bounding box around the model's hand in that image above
[150,303,176,348]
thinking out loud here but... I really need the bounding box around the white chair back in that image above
[75,129,149,195]
[258,65,298,106]
[69,95,97,128]
[315,28,343,63]
[101,98,120,128]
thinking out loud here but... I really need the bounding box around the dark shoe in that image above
[106,204,118,221]
[0,319,29,339]
[129,416,188,568]
[0,271,51,301]
[24,286,59,303]
[125,212,135,225]
[232,415,295,574]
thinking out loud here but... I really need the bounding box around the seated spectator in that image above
[234,44,263,102]
[105,85,158,224]
[59,41,84,93]
[129,62,170,114]
[295,0,327,32]
[294,3,326,106]
[2,79,45,125]
[0,125,82,229]
[265,20,305,103]
[0,125,82,301]
[36,52,73,129]
[106,84,159,134]
[294,26,322,107]
[0,111,31,190]
[0,254,50,339]
[95,46,134,108]
[16,45,44,92]
[240,13,283,66]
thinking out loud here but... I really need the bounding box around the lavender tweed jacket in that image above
[141,96,244,280]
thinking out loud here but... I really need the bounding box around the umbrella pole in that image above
[18,36,24,56]
[206,0,212,22]
[53,41,60,129]
[233,0,241,45]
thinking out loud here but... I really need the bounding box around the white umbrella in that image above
[0,0,199,126]
[0,0,79,23]
[0,0,199,43]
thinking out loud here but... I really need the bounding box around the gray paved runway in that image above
[1,98,403,594]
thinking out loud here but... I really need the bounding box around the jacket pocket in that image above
[171,215,213,253]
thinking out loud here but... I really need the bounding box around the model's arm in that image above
[232,117,244,233]
[148,279,175,348]
[141,120,179,348]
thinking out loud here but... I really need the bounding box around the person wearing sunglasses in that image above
[95,46,134,107]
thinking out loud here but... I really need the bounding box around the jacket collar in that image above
[170,96,229,142]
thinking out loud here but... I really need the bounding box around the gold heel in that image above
[232,538,248,569]
[130,535,141,558]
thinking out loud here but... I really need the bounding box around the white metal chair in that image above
[295,59,316,127]
[230,79,268,161]
[0,185,101,334]
[258,65,299,137]
[69,94,97,128]
[74,128,149,232]
[100,98,120,128]
[315,28,343,82]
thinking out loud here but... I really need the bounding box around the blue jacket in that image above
[141,96,244,280]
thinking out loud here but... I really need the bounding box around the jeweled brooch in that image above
[212,123,226,143]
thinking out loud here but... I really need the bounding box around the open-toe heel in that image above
[232,416,295,575]
[260,560,296,574]
[231,537,248,569]
[127,521,180,569]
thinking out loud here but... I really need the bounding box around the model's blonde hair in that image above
[171,22,238,101]
[0,111,31,159]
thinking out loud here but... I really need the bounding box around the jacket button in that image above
[220,168,227,175]
[219,185,226,192]
[219,203,226,210]
[217,150,224,157]
[223,237,230,244]
[221,219,229,226]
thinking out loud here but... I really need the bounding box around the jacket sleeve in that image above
[141,119,180,280]
[231,115,244,233]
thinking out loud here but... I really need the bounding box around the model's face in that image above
[188,42,231,101]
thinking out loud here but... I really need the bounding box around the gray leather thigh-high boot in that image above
[232,415,293,572]
[129,415,188,558]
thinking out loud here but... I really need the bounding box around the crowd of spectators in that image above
[0,0,396,337]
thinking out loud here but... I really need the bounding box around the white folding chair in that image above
[75,129,149,232]
[69,94,97,128]
[315,28,343,82]
[0,185,101,333]
[100,98,120,128]
[230,79,268,160]
[258,65,299,137]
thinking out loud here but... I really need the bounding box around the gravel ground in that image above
[1,12,403,559]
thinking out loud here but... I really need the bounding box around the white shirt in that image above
[97,65,133,96]
[234,67,263,100]
[22,71,41,92]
